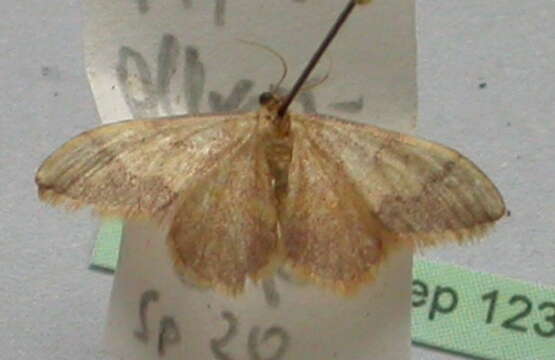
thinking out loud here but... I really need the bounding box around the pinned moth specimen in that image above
[35,0,505,295]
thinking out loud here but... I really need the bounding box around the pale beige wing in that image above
[36,113,258,221]
[167,133,281,295]
[280,113,505,293]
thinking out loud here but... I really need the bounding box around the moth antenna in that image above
[299,56,333,94]
[278,0,360,118]
[237,39,288,91]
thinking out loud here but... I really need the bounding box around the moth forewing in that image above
[275,114,505,294]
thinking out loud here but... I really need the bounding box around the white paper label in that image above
[105,222,413,360]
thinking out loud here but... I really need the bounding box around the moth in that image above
[35,0,505,295]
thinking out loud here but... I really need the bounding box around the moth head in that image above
[259,92,290,136]
[259,91,281,109]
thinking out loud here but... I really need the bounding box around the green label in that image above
[412,260,554,359]
[90,219,123,270]
[92,220,555,359]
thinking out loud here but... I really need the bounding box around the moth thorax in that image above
[265,136,293,202]
[272,114,291,137]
